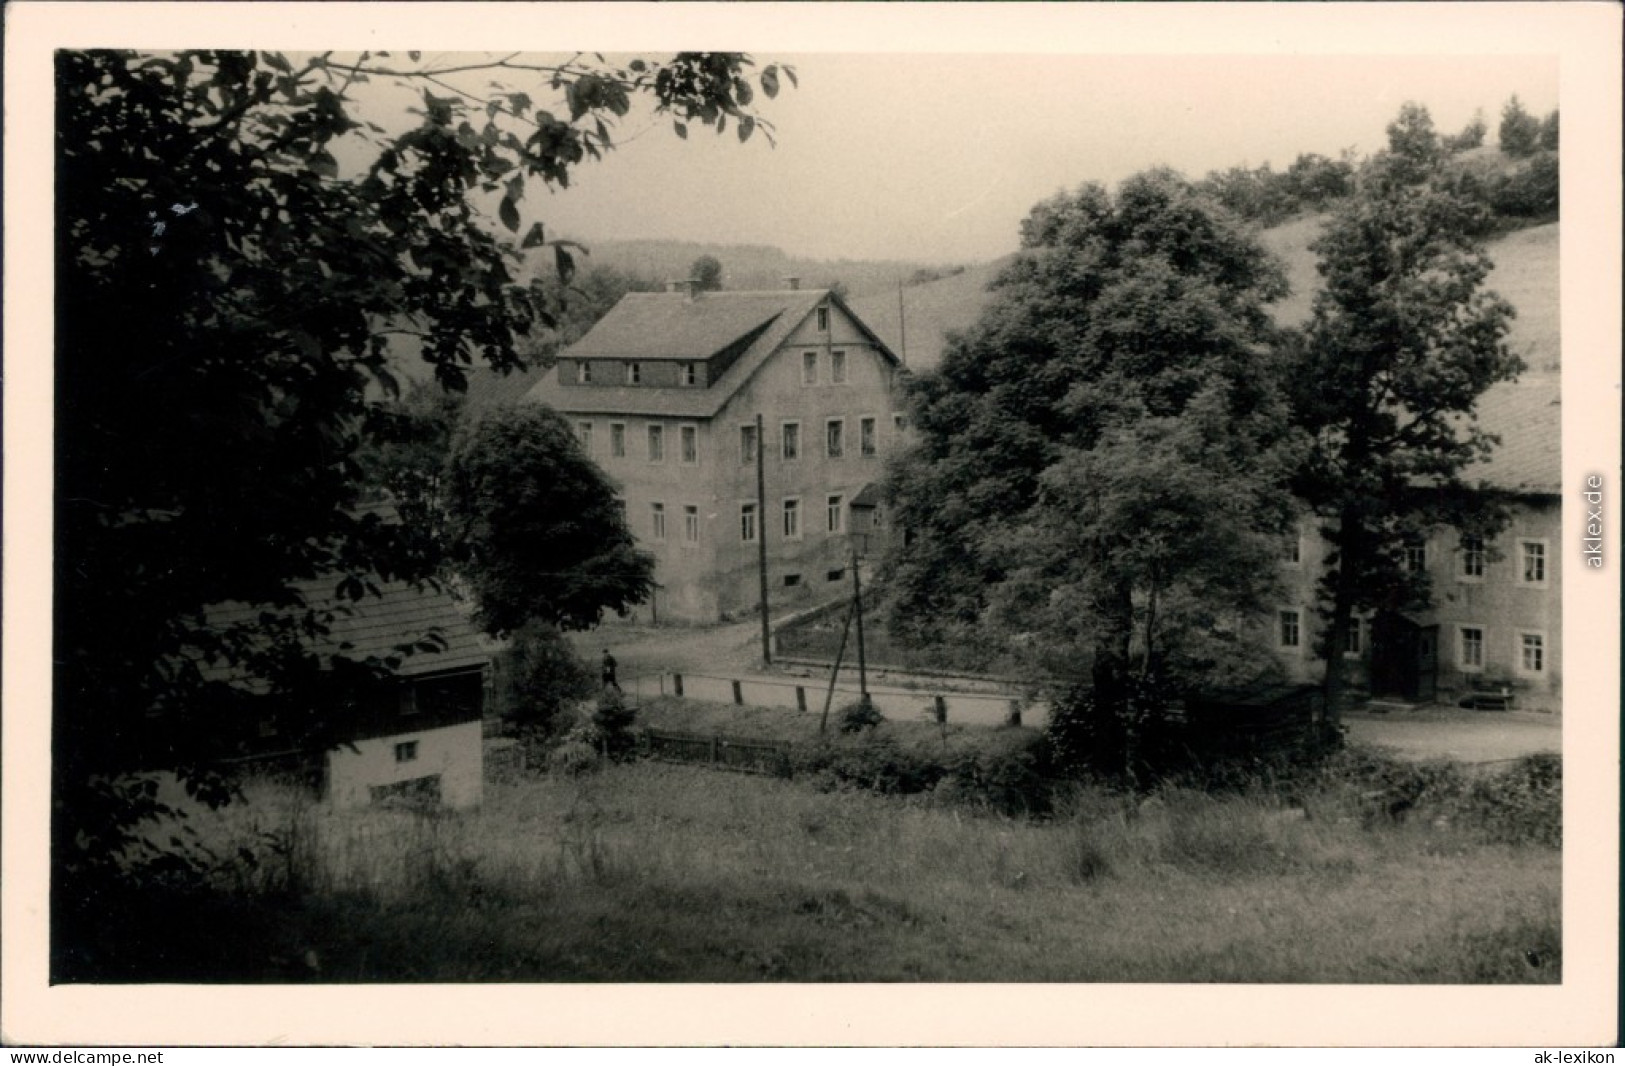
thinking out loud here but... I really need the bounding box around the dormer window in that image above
[681,362,698,386]
[576,361,592,384]
[625,362,641,385]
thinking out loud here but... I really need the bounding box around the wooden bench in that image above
[1458,680,1517,711]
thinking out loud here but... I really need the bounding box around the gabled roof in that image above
[199,575,491,686]
[527,288,899,419]
[1464,380,1561,495]
[562,290,809,361]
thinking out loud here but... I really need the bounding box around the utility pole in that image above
[756,412,771,665]
[897,276,908,367]
[850,544,871,710]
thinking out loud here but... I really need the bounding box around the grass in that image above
[56,743,1560,984]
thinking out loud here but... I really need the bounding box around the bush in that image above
[548,729,601,776]
[939,744,1050,815]
[494,622,595,739]
[1489,153,1559,221]
[1460,753,1560,847]
[1043,675,1190,784]
[592,689,638,761]
[1444,111,1488,152]
[838,698,883,734]
[794,734,945,795]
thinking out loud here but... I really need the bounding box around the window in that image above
[1520,540,1547,585]
[781,421,800,461]
[783,574,802,588]
[575,421,593,453]
[1285,531,1302,567]
[740,424,758,465]
[1459,626,1484,670]
[681,362,697,386]
[826,568,846,582]
[1278,610,1301,649]
[1402,539,1427,573]
[1519,632,1545,674]
[1344,617,1362,657]
[576,361,592,384]
[1460,536,1486,579]
[826,418,844,458]
[782,497,801,539]
[647,423,665,463]
[816,306,829,332]
[680,424,698,465]
[893,412,907,432]
[625,361,641,385]
[740,503,758,543]
[826,494,844,534]
[394,740,419,763]
[684,505,700,543]
[859,416,877,456]
[802,350,819,385]
[609,422,626,458]
[831,350,847,384]
[650,502,666,541]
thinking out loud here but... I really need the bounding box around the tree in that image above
[444,405,656,636]
[689,253,724,291]
[886,169,1297,721]
[53,49,789,879]
[1287,103,1523,717]
[1538,109,1559,151]
[1499,94,1541,158]
[517,263,664,365]
[1444,109,1488,152]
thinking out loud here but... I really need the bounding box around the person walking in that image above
[601,649,621,693]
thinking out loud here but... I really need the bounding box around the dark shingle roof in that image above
[201,575,490,686]
[1465,381,1561,494]
[527,288,897,419]
[562,290,814,361]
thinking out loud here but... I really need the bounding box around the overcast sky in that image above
[392,51,1558,266]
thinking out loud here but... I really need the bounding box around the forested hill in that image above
[541,238,964,297]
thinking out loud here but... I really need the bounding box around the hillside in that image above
[849,258,1009,370]
[528,238,964,300]
[868,218,1559,377]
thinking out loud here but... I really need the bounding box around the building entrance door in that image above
[1369,613,1439,702]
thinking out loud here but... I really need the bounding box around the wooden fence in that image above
[640,727,792,776]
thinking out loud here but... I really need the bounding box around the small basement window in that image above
[827,568,846,583]
[783,574,802,588]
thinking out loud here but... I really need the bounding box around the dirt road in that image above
[1343,705,1560,764]
[576,619,1562,764]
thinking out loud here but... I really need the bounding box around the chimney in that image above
[784,276,801,291]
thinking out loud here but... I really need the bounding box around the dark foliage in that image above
[1498,95,1542,158]
[494,621,597,739]
[53,46,788,915]
[592,689,640,761]
[445,405,655,634]
[1286,103,1523,712]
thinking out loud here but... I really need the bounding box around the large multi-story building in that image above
[1271,380,1561,710]
[527,282,904,622]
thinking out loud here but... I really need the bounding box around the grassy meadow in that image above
[57,732,1560,984]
